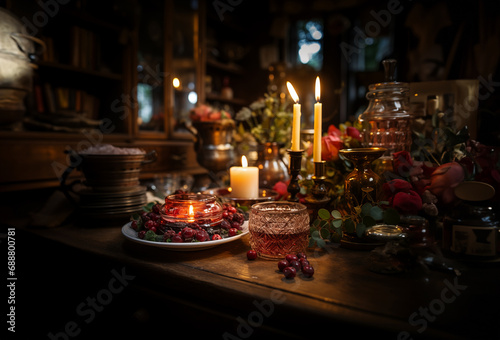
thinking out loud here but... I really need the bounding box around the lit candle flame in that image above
[315,76,321,102]
[286,81,299,103]
[241,155,248,168]
[188,204,194,222]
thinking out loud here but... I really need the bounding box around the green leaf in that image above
[331,219,343,228]
[369,206,384,221]
[131,213,140,221]
[361,203,372,216]
[311,230,321,240]
[363,215,376,228]
[331,210,342,219]
[344,219,355,233]
[316,238,326,249]
[318,208,331,220]
[356,223,367,238]
[144,230,157,241]
[378,201,390,206]
[320,228,331,240]
[142,202,155,212]
[331,230,342,243]
[308,237,316,248]
[383,207,400,225]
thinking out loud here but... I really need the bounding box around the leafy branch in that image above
[309,202,401,248]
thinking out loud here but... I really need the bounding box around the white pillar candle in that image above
[313,76,322,162]
[287,81,301,151]
[230,156,259,198]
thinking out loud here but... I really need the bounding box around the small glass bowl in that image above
[161,193,223,227]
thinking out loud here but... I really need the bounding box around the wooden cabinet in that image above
[0,0,205,192]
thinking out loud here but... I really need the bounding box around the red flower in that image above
[427,162,465,205]
[383,179,413,196]
[392,151,413,177]
[392,190,423,214]
[273,181,289,200]
[382,178,423,214]
[345,126,361,140]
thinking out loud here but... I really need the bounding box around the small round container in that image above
[248,201,309,260]
[443,181,499,261]
[161,193,223,228]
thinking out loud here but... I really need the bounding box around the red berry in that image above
[138,230,146,239]
[181,227,196,241]
[289,260,301,271]
[228,206,237,213]
[277,259,289,272]
[144,220,158,230]
[283,266,296,279]
[302,265,314,278]
[131,220,138,230]
[300,259,310,269]
[195,229,210,242]
[228,228,238,237]
[149,226,157,233]
[296,252,307,259]
[171,235,183,243]
[246,250,257,260]
[285,254,298,263]
[152,203,161,214]
[212,234,222,240]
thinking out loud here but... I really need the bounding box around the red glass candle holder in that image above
[161,193,223,228]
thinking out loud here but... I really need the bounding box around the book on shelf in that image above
[70,25,99,70]
[35,83,100,119]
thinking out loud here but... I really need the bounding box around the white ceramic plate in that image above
[121,221,248,251]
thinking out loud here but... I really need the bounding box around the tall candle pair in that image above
[286,77,322,161]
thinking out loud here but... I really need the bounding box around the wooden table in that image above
[11,220,500,340]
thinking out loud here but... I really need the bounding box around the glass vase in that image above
[339,147,386,213]
[254,142,289,189]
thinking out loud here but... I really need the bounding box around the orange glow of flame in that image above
[286,81,299,103]
[188,204,194,221]
[315,76,321,102]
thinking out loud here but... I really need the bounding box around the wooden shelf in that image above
[206,58,244,75]
[205,93,247,106]
[37,61,123,81]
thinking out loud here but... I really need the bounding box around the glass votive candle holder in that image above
[249,201,310,260]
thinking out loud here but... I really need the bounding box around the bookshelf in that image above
[0,0,204,191]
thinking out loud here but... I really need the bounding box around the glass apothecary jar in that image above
[358,59,412,161]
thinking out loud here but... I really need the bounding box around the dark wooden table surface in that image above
[9,218,500,340]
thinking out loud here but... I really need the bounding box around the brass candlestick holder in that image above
[311,161,328,200]
[287,149,304,202]
[305,161,330,220]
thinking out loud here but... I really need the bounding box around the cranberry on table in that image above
[289,260,301,271]
[300,259,310,269]
[277,259,289,272]
[285,254,298,263]
[296,252,307,259]
[302,265,314,278]
[283,266,296,279]
[246,250,257,260]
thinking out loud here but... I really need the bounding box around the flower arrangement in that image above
[306,124,500,249]
[234,92,293,146]
[189,104,233,122]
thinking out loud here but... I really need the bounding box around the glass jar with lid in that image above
[358,59,412,163]
[442,181,499,261]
